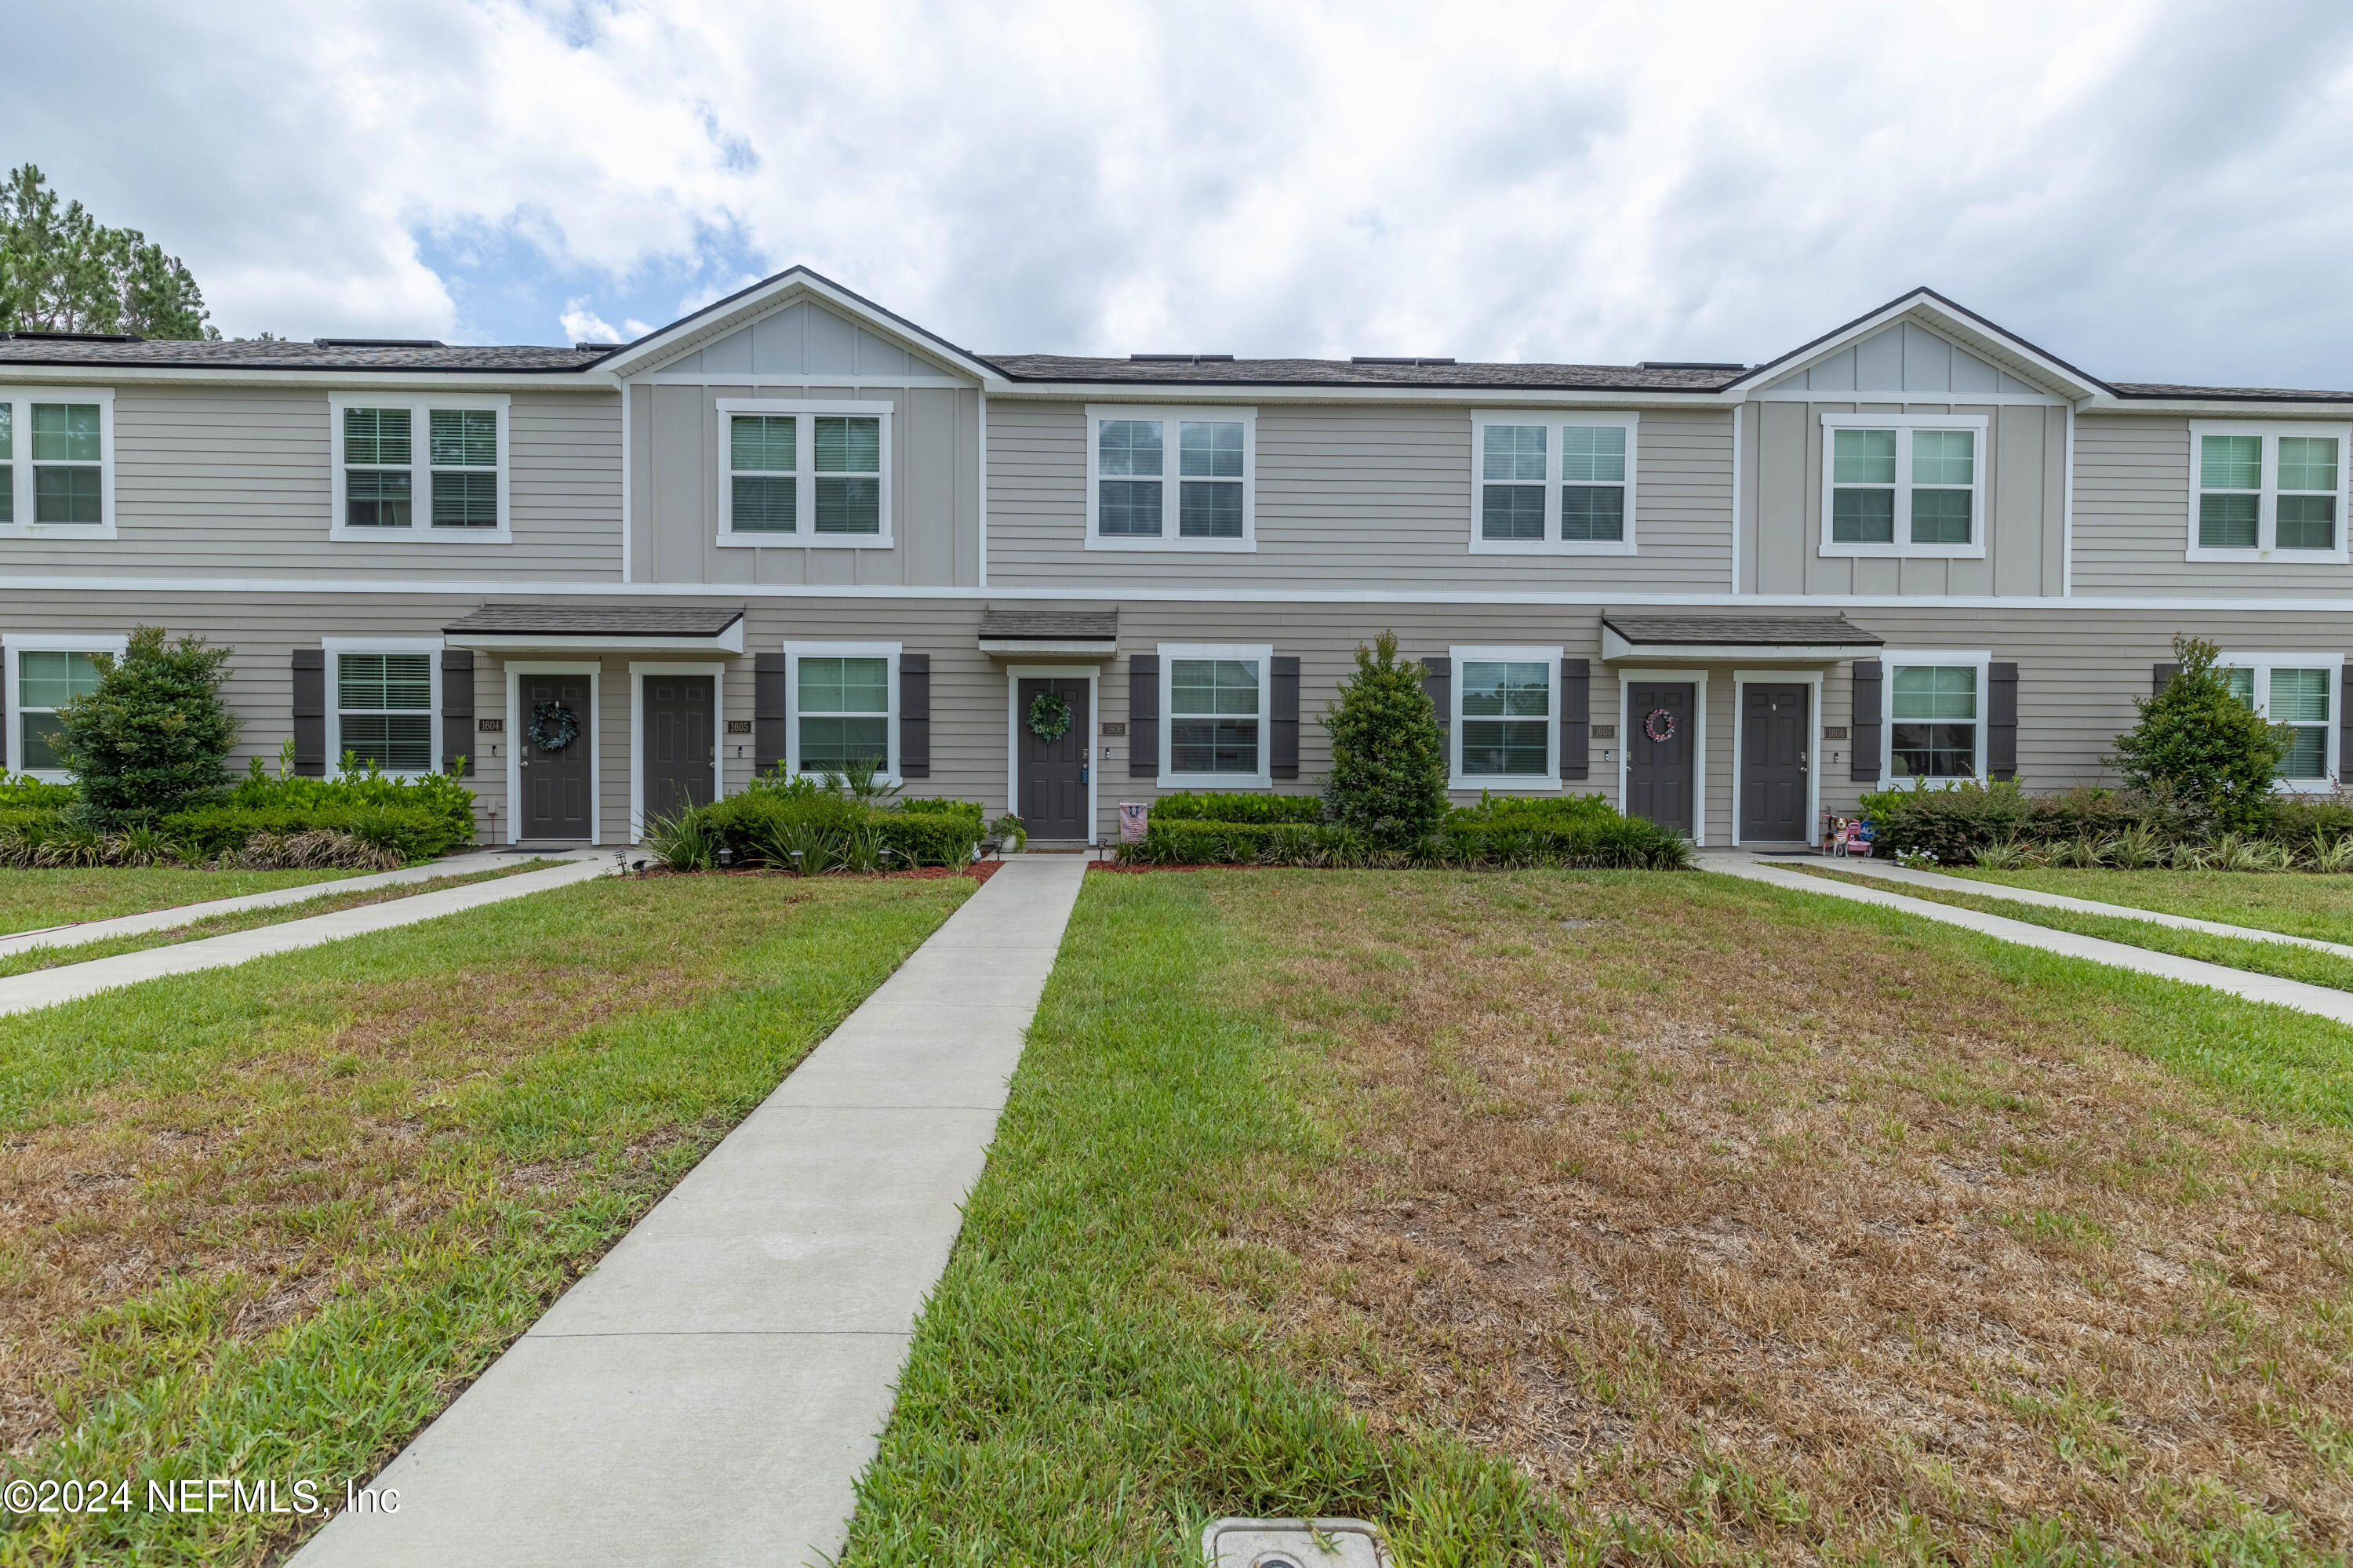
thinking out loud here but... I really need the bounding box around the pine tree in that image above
[1320,629,1447,843]
[54,626,240,822]
[0,165,213,340]
[2112,634,2291,833]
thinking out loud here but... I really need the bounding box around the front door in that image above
[519,672,594,839]
[642,675,714,825]
[1016,676,1090,842]
[1740,682,1809,842]
[1624,681,1696,837]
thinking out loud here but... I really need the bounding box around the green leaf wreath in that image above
[1026,690,1073,743]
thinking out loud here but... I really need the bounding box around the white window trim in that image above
[628,660,727,841]
[5,631,129,783]
[0,387,117,539]
[780,640,901,782]
[715,398,896,550]
[1467,412,1638,556]
[328,391,511,542]
[1614,668,1709,847]
[1085,405,1258,553]
[1878,650,1993,788]
[2218,651,2341,791]
[1728,669,1824,848]
[322,636,445,779]
[1818,412,1990,560]
[1447,643,1563,791]
[2185,421,2353,565]
[1157,642,1273,788]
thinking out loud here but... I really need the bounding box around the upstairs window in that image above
[329,395,507,540]
[2191,424,2348,561]
[1821,414,1985,558]
[718,401,893,548]
[1469,414,1636,554]
[1157,644,1271,784]
[1087,406,1257,550]
[336,651,435,773]
[2220,655,2338,786]
[1452,648,1559,786]
[0,388,115,536]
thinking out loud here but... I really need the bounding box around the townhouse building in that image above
[0,271,2345,848]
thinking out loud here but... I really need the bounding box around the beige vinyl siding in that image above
[984,400,1733,591]
[2,386,621,580]
[2072,413,2353,597]
[1740,399,2066,598]
[628,380,981,588]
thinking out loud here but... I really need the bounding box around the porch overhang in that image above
[976,605,1119,660]
[442,604,747,655]
[1600,613,1882,665]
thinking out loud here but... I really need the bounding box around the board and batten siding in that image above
[5,386,622,580]
[1739,398,2067,598]
[2071,413,2353,598]
[984,400,1733,591]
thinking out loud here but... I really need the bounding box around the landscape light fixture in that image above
[717,846,734,869]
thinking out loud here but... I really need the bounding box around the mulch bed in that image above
[627,860,1004,885]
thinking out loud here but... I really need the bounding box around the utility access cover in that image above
[1201,1516,1391,1568]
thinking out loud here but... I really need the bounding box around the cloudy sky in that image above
[9,1,2353,387]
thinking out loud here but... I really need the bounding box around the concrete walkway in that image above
[1782,854,2353,960]
[0,854,610,1018]
[1710,854,2353,1027]
[0,848,583,955]
[293,853,1089,1568]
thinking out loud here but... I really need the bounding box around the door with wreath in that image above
[1015,677,1090,842]
[520,673,594,839]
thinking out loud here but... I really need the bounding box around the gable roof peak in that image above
[1730,286,2111,401]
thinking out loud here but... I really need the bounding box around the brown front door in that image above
[1016,677,1090,842]
[1624,682,1696,836]
[642,675,714,824]
[519,673,594,839]
[1740,682,1809,842]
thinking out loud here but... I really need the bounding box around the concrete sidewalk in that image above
[0,849,583,955]
[292,853,1089,1568]
[0,854,610,1018]
[1711,854,2353,1027]
[1787,855,2353,960]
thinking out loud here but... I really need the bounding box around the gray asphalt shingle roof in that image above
[1603,613,1884,647]
[2108,381,2353,403]
[0,336,609,371]
[983,355,1747,390]
[978,606,1120,640]
[442,604,745,636]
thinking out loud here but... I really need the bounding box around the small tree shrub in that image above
[1320,630,1446,844]
[1150,791,1324,824]
[2113,634,2292,834]
[54,625,238,823]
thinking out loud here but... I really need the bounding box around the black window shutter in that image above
[2342,665,2353,782]
[439,649,475,777]
[754,653,788,776]
[900,653,931,779]
[1270,656,1300,780]
[1850,659,1882,783]
[1129,654,1160,778]
[1422,657,1451,740]
[1988,661,2019,781]
[292,648,326,777]
[2151,663,2180,695]
[1559,657,1591,780]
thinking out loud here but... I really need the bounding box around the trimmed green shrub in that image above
[0,777,76,809]
[53,625,240,822]
[1321,630,1447,843]
[893,796,986,828]
[1149,791,1325,824]
[162,802,463,863]
[2115,634,2293,834]
[699,789,984,869]
[1448,791,1621,827]
[221,758,477,848]
[1124,808,1689,870]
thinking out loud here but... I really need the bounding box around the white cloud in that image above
[9,0,2353,385]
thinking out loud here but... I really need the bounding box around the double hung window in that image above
[336,652,435,773]
[1157,644,1271,785]
[2188,424,2351,561]
[1820,414,1987,557]
[1087,407,1257,549]
[780,642,900,777]
[2220,656,2339,786]
[1450,646,1560,787]
[718,401,892,546]
[1889,666,1978,778]
[0,389,115,535]
[6,635,126,780]
[1469,414,1636,553]
[329,395,508,539]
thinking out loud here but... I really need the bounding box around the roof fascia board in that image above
[988,382,1731,407]
[1728,288,2110,402]
[598,267,998,384]
[2080,393,2353,417]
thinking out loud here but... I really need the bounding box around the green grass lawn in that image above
[0,871,973,1566]
[0,867,370,935]
[1947,864,2353,944]
[848,868,2353,1565]
[1810,865,2353,994]
[0,861,562,980]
